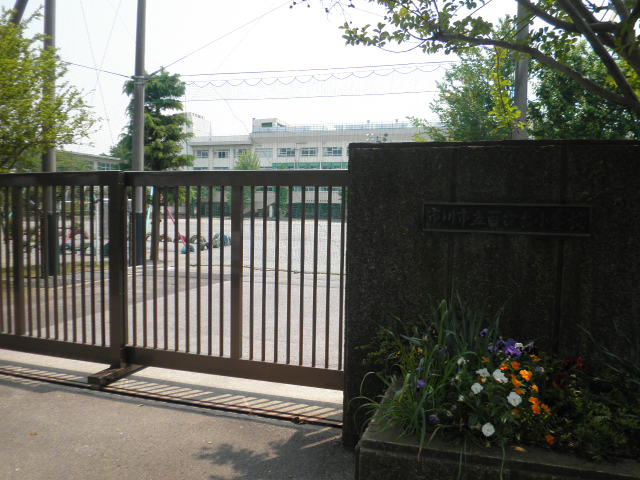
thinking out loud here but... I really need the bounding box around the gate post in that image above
[108,173,128,366]
[12,187,25,336]
[230,185,244,359]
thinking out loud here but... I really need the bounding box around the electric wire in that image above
[186,90,438,102]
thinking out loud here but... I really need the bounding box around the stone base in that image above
[356,422,640,480]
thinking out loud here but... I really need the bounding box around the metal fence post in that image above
[108,174,128,366]
[230,185,244,359]
[12,187,24,336]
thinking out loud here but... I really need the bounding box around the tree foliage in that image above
[328,0,640,118]
[420,42,640,141]
[233,150,262,170]
[0,10,94,171]
[112,70,193,171]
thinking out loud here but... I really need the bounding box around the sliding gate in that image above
[0,170,347,390]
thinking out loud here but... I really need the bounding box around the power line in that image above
[188,90,438,102]
[158,0,291,73]
[180,60,459,77]
[63,61,129,78]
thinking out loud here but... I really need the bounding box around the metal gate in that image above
[0,170,347,390]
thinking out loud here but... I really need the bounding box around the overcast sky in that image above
[2,0,511,155]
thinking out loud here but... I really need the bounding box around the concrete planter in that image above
[356,416,640,480]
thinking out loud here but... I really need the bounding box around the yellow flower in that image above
[512,377,523,388]
[520,369,533,381]
[532,384,539,392]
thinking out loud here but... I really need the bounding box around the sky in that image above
[2,0,513,156]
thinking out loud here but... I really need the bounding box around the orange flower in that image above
[532,404,541,415]
[514,388,524,395]
[512,377,523,388]
[520,370,533,381]
[545,434,555,445]
[512,409,521,417]
[500,365,509,371]
[511,361,521,370]
[532,384,539,392]
[482,356,490,363]
[530,354,542,362]
[529,396,540,406]
[542,404,551,415]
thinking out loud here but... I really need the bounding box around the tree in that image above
[112,70,193,171]
[329,0,640,118]
[529,42,640,139]
[0,10,93,171]
[418,42,640,141]
[412,48,516,141]
[233,150,261,170]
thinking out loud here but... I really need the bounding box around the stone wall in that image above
[343,140,640,445]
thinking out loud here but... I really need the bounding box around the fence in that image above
[0,170,348,390]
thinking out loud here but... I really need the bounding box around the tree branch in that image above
[515,0,578,32]
[558,0,640,107]
[610,0,629,20]
[431,31,640,115]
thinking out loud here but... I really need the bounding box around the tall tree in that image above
[113,70,193,171]
[0,10,93,171]
[314,0,640,118]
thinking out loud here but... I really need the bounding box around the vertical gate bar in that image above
[80,186,87,344]
[99,186,106,346]
[35,187,43,337]
[163,187,169,350]
[299,187,306,366]
[43,188,51,339]
[185,186,191,353]
[338,186,346,370]
[26,187,33,336]
[207,186,213,356]
[325,186,333,369]
[219,186,224,356]
[312,186,319,367]
[108,174,127,365]
[152,187,160,349]
[261,186,267,362]
[0,188,6,333]
[274,186,280,362]
[249,186,255,360]
[130,187,137,346]
[89,186,96,344]
[173,186,179,351]
[5,187,13,333]
[12,187,25,336]
[230,184,243,360]
[61,186,68,341]
[71,186,77,342]
[286,186,292,364]
[196,186,202,354]
[142,187,148,348]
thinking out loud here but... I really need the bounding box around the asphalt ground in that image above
[0,350,352,480]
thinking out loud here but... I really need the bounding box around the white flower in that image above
[515,342,524,349]
[457,357,468,366]
[481,423,495,437]
[458,394,465,402]
[507,391,522,407]
[476,368,490,379]
[471,383,483,395]
[535,366,545,373]
[492,369,508,384]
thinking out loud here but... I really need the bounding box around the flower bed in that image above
[356,299,640,479]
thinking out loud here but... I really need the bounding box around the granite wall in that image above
[343,140,640,446]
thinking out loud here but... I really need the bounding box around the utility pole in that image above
[9,0,29,24]
[132,0,146,265]
[513,1,529,140]
[43,0,58,275]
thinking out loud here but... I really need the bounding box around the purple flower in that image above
[504,338,522,357]
[479,328,489,337]
[428,414,441,424]
[417,379,426,389]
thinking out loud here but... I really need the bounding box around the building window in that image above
[97,161,117,171]
[193,167,208,171]
[261,122,273,128]
[215,150,229,159]
[278,148,295,157]
[323,147,342,157]
[255,148,272,159]
[300,147,317,157]
[195,149,209,158]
